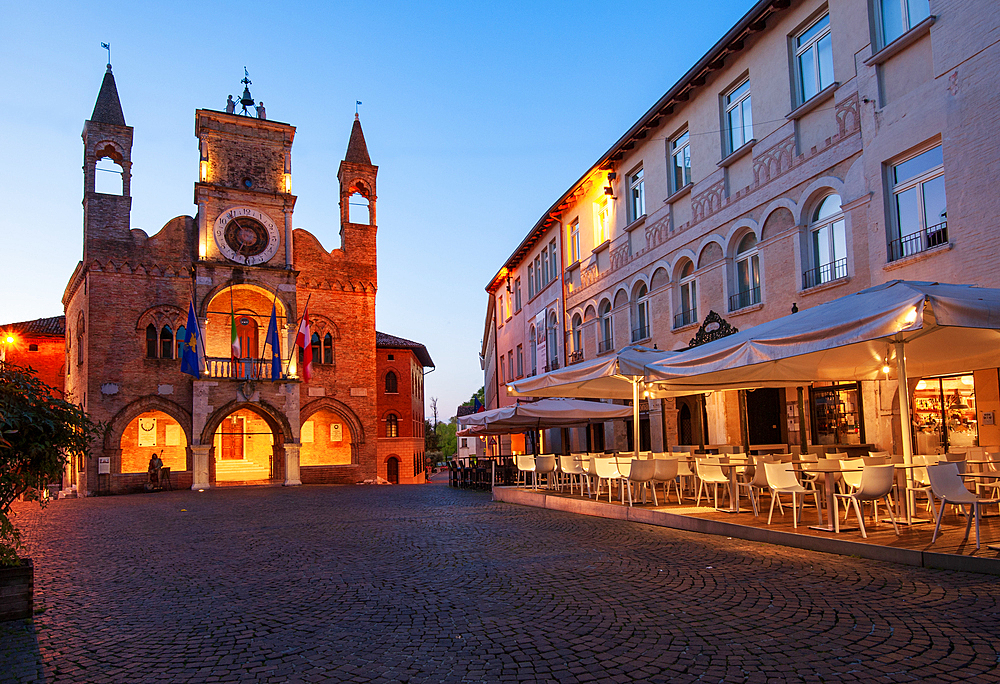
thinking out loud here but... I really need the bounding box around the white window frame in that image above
[598,301,613,354]
[676,264,698,329]
[541,250,549,287]
[569,221,580,263]
[498,293,505,324]
[527,264,535,299]
[888,145,946,260]
[877,0,930,47]
[631,283,650,342]
[594,198,610,246]
[516,344,523,377]
[514,278,522,311]
[669,130,691,194]
[794,13,833,104]
[549,240,558,279]
[571,314,583,353]
[806,195,848,288]
[628,167,645,223]
[724,79,753,154]
[732,234,761,310]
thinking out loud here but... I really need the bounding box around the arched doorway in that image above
[386,457,399,484]
[212,407,282,484]
[235,316,258,378]
[679,403,693,445]
[119,410,188,474]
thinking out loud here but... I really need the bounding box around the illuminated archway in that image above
[119,410,188,474]
[300,408,354,465]
[212,406,280,483]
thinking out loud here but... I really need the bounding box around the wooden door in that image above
[236,316,258,378]
[221,417,244,460]
[387,457,399,484]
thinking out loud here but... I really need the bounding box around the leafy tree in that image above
[437,419,457,458]
[424,418,439,453]
[460,387,485,409]
[0,364,102,565]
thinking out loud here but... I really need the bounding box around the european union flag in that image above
[181,300,202,378]
[265,304,282,380]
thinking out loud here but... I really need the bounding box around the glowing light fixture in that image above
[961,375,974,386]
[4,335,12,344]
[904,307,918,325]
[283,173,292,194]
[200,161,208,182]
[916,380,927,390]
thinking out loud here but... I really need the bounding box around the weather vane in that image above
[101,42,111,68]
[356,100,362,114]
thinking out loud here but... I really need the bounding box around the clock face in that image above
[213,206,280,265]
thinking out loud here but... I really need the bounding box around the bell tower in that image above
[82,63,133,262]
[337,114,378,264]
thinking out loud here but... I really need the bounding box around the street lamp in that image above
[1,334,14,364]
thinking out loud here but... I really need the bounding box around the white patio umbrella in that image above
[457,398,633,439]
[506,345,676,457]
[643,280,1000,493]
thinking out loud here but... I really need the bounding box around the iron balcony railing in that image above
[673,308,697,329]
[631,323,650,343]
[729,286,761,311]
[205,357,285,380]
[888,221,948,262]
[543,359,560,373]
[597,337,615,354]
[802,258,848,289]
[568,349,584,365]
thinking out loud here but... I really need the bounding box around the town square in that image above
[3,0,1000,681]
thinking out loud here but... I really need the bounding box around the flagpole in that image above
[259,287,280,372]
[285,293,312,376]
[229,283,239,379]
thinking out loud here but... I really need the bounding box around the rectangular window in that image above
[527,265,535,298]
[549,240,558,279]
[504,290,512,321]
[795,14,833,103]
[676,279,698,328]
[734,254,761,309]
[508,350,513,380]
[540,250,549,287]
[809,219,848,286]
[516,344,523,377]
[628,167,645,222]
[879,0,930,46]
[725,79,753,153]
[514,278,522,311]
[569,221,580,263]
[498,294,505,323]
[534,256,542,293]
[889,145,946,261]
[595,198,610,245]
[670,130,691,194]
[499,355,505,384]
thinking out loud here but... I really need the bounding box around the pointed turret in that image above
[90,65,126,126]
[345,114,371,165]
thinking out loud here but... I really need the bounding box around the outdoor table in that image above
[714,457,751,514]
[892,462,940,525]
[801,461,863,532]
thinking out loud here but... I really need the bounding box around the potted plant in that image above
[0,364,101,621]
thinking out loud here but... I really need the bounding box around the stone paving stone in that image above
[1,483,1000,682]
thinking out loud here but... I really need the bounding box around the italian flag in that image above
[294,302,312,382]
[230,308,241,364]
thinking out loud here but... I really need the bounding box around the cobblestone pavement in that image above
[3,482,1000,684]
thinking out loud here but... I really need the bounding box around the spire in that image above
[345,114,371,165]
[90,66,126,126]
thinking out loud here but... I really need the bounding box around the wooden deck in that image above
[494,484,1000,574]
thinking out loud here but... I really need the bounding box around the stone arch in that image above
[91,139,126,163]
[613,288,629,309]
[760,204,796,241]
[201,399,293,446]
[724,219,759,258]
[697,241,724,269]
[672,253,697,281]
[650,265,670,291]
[627,273,650,299]
[300,397,366,447]
[200,281,291,322]
[583,303,598,321]
[105,395,193,452]
[796,176,846,224]
[135,304,185,332]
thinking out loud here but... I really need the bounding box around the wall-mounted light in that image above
[199,141,209,182]
[283,173,292,194]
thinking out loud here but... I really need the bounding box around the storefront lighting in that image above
[916,380,927,390]
[904,307,918,325]
[200,161,208,182]
[961,375,974,386]
[882,362,891,374]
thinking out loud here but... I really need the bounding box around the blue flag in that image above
[180,300,202,378]
[265,304,282,380]
[473,396,484,413]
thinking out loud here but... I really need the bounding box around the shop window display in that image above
[912,375,977,453]
[810,383,864,445]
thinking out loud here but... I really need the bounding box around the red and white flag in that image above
[294,303,312,382]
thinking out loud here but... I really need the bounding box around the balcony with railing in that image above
[568,349,584,365]
[802,258,848,289]
[597,337,614,354]
[543,359,560,373]
[205,357,287,380]
[728,286,761,312]
[631,323,650,343]
[673,308,697,329]
[888,221,948,262]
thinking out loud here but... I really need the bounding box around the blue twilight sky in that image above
[0,0,751,419]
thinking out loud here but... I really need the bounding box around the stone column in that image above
[191,445,212,490]
[284,443,302,486]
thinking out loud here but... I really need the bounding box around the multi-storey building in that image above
[52,64,432,495]
[483,0,1000,456]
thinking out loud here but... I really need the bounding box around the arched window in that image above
[76,312,85,366]
[598,301,613,354]
[732,234,761,310]
[146,324,158,358]
[631,283,649,342]
[176,326,186,359]
[675,261,697,328]
[160,325,174,359]
[571,314,583,355]
[385,371,398,393]
[323,333,333,365]
[386,414,399,438]
[805,194,847,288]
[311,332,321,363]
[547,311,558,369]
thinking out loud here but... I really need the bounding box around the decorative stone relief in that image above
[581,263,600,289]
[835,93,860,138]
[610,243,631,271]
[688,310,739,348]
[691,179,725,224]
[753,134,795,186]
[100,383,119,395]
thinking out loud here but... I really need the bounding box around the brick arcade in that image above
[15,65,434,496]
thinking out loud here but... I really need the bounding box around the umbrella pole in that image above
[633,379,640,459]
[896,340,916,524]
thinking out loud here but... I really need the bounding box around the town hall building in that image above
[42,64,433,495]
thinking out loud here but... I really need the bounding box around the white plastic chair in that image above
[534,454,557,490]
[594,457,625,503]
[764,462,820,528]
[627,458,657,506]
[737,455,772,517]
[833,464,899,538]
[927,462,1000,549]
[559,455,586,496]
[695,458,730,509]
[673,452,694,496]
[651,457,680,504]
[515,455,536,488]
